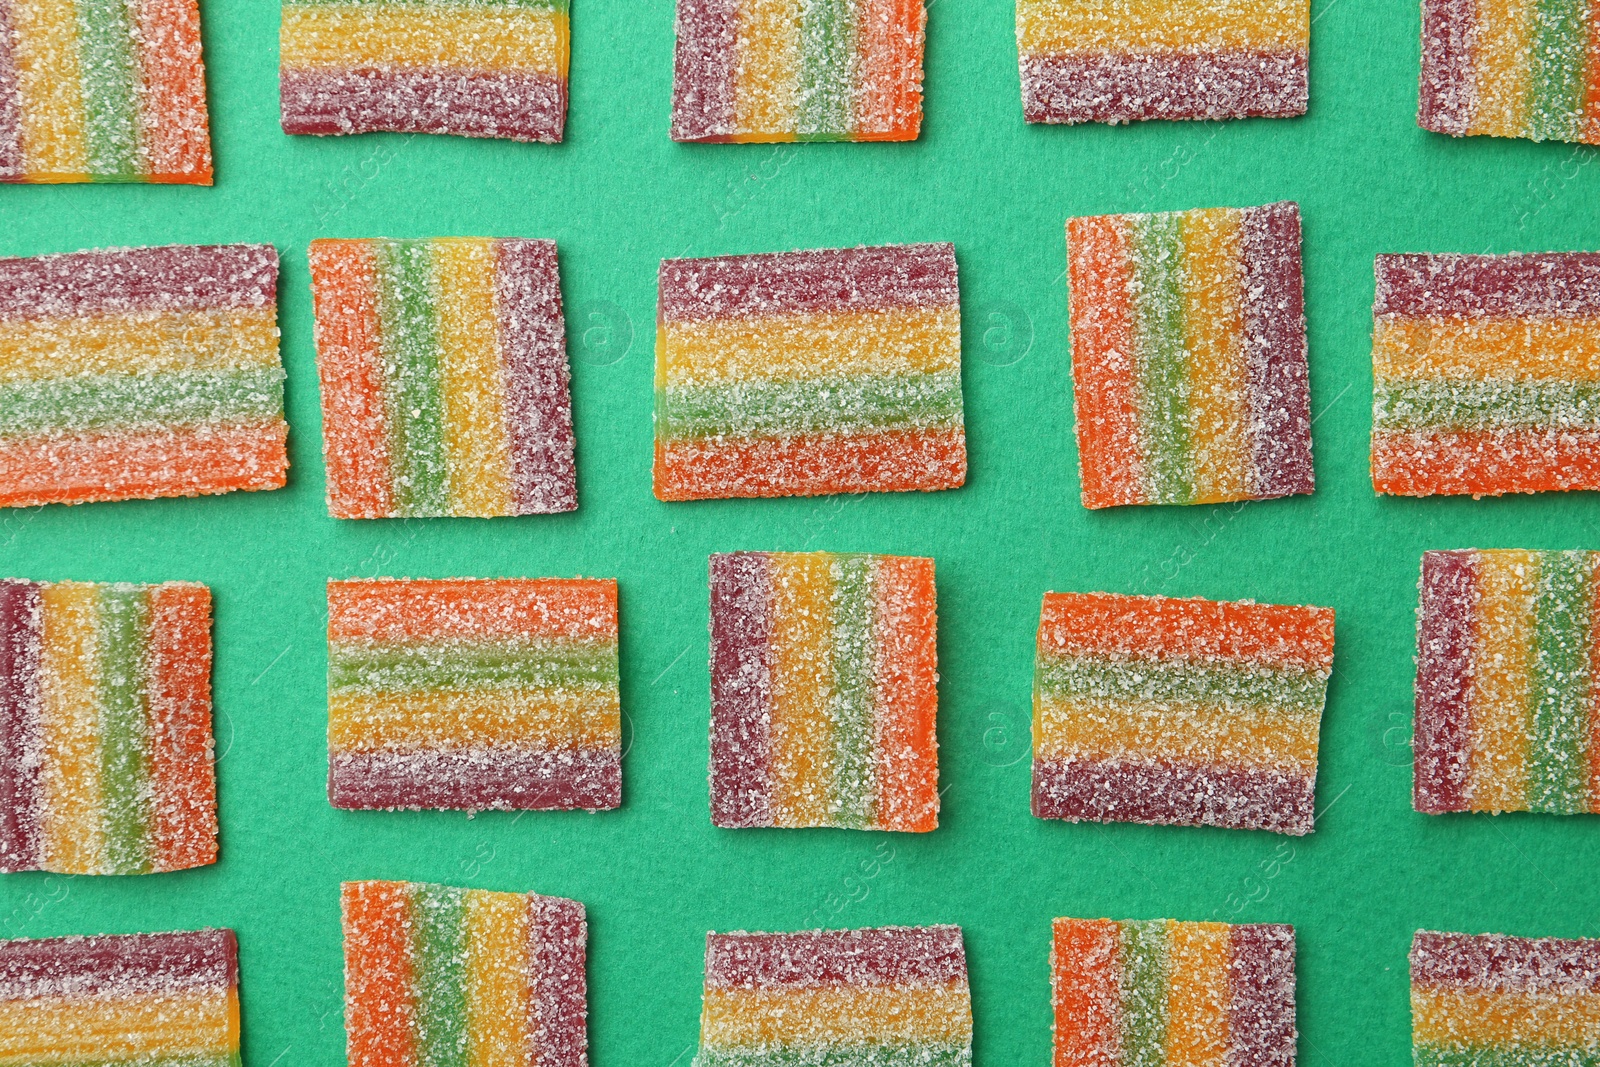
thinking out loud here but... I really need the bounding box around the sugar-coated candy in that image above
[1414,549,1600,815]
[1420,0,1599,145]
[343,880,586,1067]
[709,551,938,831]
[0,244,287,509]
[655,244,966,500]
[1018,0,1309,125]
[695,926,972,1066]
[1052,918,1296,1067]
[327,577,621,811]
[0,0,212,183]
[670,0,926,142]
[1372,252,1600,497]
[280,0,569,142]
[0,928,239,1065]
[1411,930,1600,1067]
[1033,591,1335,835]
[310,238,576,518]
[1068,202,1312,508]
[1,579,217,875]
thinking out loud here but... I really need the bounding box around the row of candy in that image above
[1,914,1594,1067]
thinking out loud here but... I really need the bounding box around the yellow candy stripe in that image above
[434,239,514,517]
[1469,0,1535,137]
[1016,0,1308,57]
[733,0,802,141]
[1467,550,1537,812]
[328,688,621,751]
[0,309,281,381]
[768,552,835,826]
[38,582,104,874]
[0,989,238,1061]
[465,889,532,1067]
[279,6,569,75]
[699,984,973,1047]
[1373,317,1600,382]
[1180,208,1250,504]
[1165,921,1232,1067]
[1034,696,1321,771]
[1411,987,1600,1046]
[12,0,89,181]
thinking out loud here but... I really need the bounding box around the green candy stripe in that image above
[798,0,856,140]
[411,884,470,1067]
[1372,379,1600,432]
[1131,215,1192,504]
[829,555,877,829]
[1526,551,1593,813]
[1117,920,1169,1067]
[76,0,142,180]
[0,368,286,437]
[328,639,620,694]
[1036,655,1329,714]
[377,241,450,516]
[1414,1045,1600,1067]
[287,0,565,8]
[50,1056,242,1067]
[657,372,964,441]
[97,585,152,875]
[1526,0,1590,142]
[693,1045,972,1067]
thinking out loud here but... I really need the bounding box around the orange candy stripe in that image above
[1372,429,1600,496]
[653,428,966,500]
[310,239,393,519]
[135,0,212,183]
[872,555,939,832]
[146,583,217,872]
[1067,216,1144,508]
[854,0,924,140]
[1052,918,1120,1067]
[327,578,618,644]
[343,881,417,1067]
[1586,0,1600,144]
[1038,592,1335,670]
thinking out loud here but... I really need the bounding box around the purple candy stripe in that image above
[0,0,23,180]
[1032,758,1317,835]
[1240,201,1314,499]
[495,238,577,515]
[0,929,238,1000]
[1410,931,1600,994]
[0,580,42,873]
[280,69,567,144]
[328,748,619,811]
[670,0,739,141]
[1418,0,1478,136]
[1374,253,1600,319]
[1227,924,1297,1067]
[705,926,968,989]
[1414,551,1476,814]
[708,552,774,828]
[0,245,278,321]
[1020,52,1308,125]
[531,895,589,1067]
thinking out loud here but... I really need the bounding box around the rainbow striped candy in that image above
[280,0,569,142]
[0,928,240,1066]
[1018,0,1309,124]
[0,580,217,876]
[0,0,212,183]
[1372,252,1600,498]
[1052,918,1296,1067]
[1414,549,1600,815]
[670,0,926,142]
[655,244,966,501]
[1033,591,1335,835]
[1067,202,1312,509]
[310,238,576,518]
[695,926,972,1067]
[709,551,939,831]
[327,577,621,812]
[1421,0,1600,144]
[0,244,287,510]
[343,880,586,1067]
[1412,930,1600,1067]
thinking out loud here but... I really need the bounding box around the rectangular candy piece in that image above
[1067,202,1312,508]
[1033,591,1336,835]
[1413,549,1600,815]
[1372,252,1600,497]
[1411,930,1600,1066]
[1419,0,1600,144]
[1017,0,1310,124]
[310,237,576,518]
[327,577,621,811]
[708,552,939,831]
[0,928,240,1065]
[655,244,966,500]
[0,579,218,875]
[1052,918,1296,1067]
[0,0,213,183]
[0,244,287,510]
[695,925,972,1066]
[343,880,587,1067]
[669,0,926,142]
[279,0,569,142]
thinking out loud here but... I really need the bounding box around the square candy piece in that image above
[280,0,569,142]
[1,580,218,875]
[655,244,966,500]
[311,238,576,518]
[709,552,939,831]
[696,926,972,1066]
[1411,930,1600,1066]
[670,0,926,142]
[343,881,586,1067]
[0,928,239,1064]
[1033,591,1335,835]
[327,577,621,811]
[0,244,286,509]
[1018,0,1309,124]
[1052,919,1296,1067]
[1372,252,1600,497]
[1414,549,1600,815]
[0,0,212,183]
[1420,0,1600,145]
[1068,202,1312,508]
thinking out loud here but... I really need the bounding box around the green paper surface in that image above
[3,1,1600,1064]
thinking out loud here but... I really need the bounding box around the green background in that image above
[4,0,1600,1063]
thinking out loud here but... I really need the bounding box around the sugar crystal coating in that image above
[343,880,587,1067]
[708,551,939,831]
[1032,591,1336,835]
